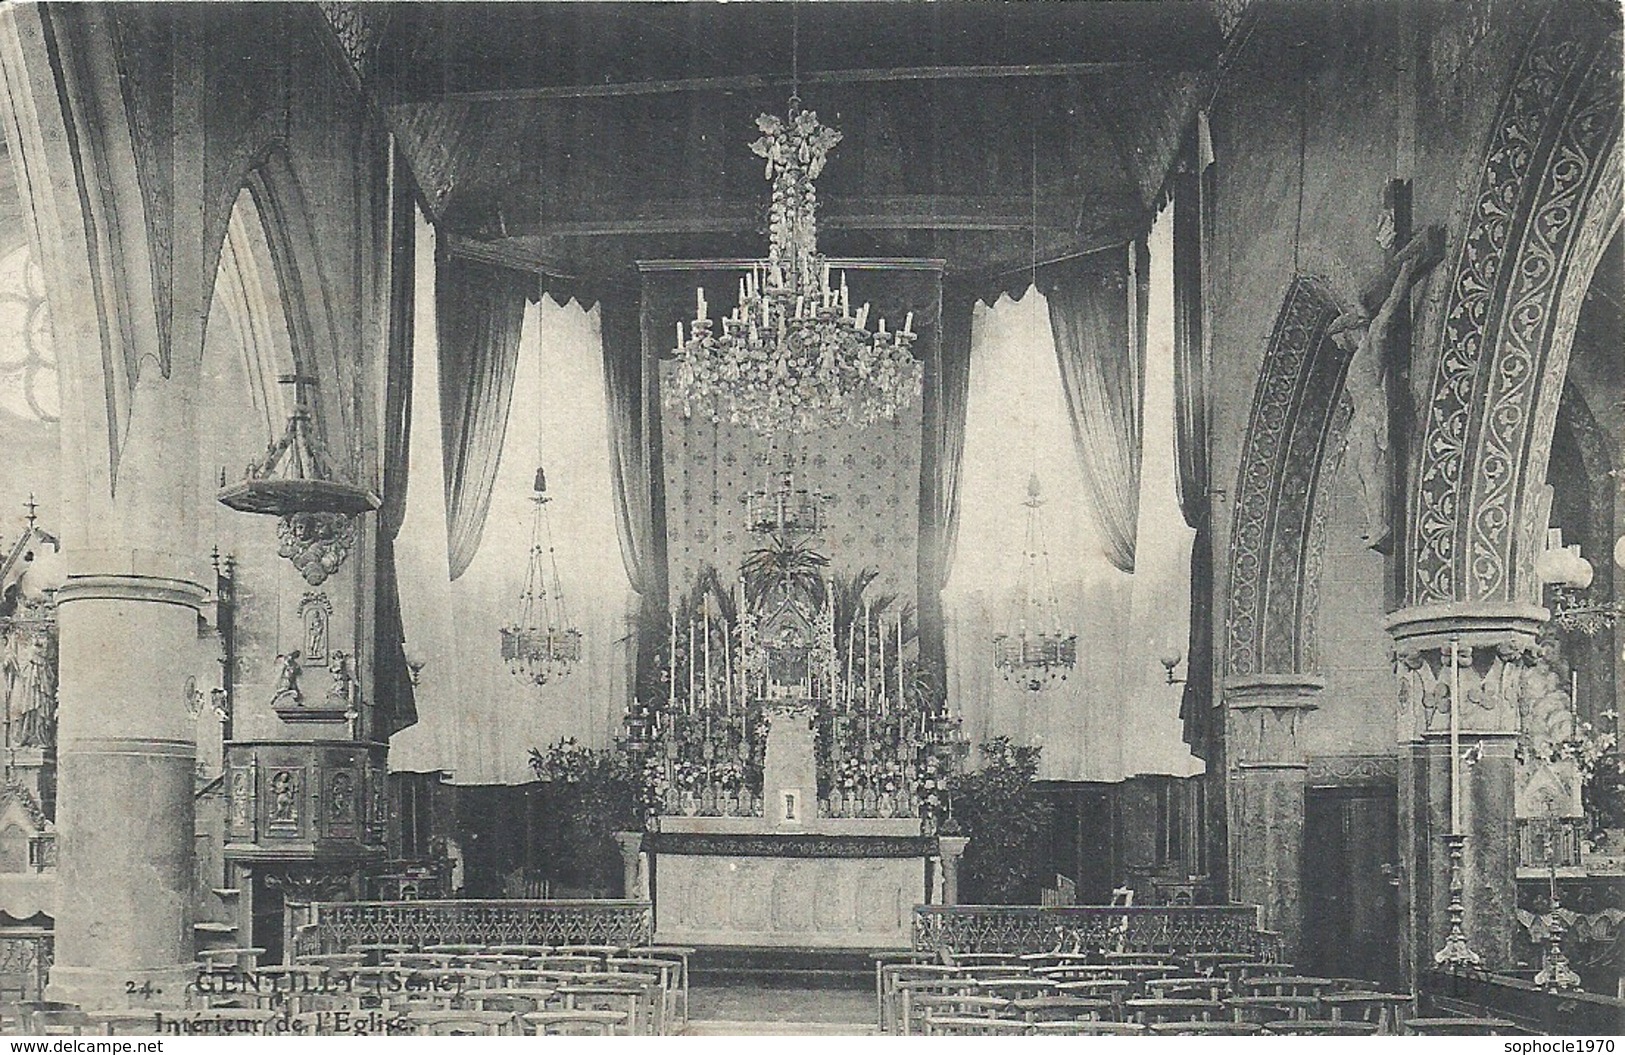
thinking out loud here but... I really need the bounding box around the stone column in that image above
[1223,674,1320,961]
[937,836,969,905]
[614,831,645,900]
[48,570,208,1009]
[1388,604,1542,982]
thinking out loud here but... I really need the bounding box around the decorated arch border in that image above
[1409,6,1623,606]
[1225,276,1355,677]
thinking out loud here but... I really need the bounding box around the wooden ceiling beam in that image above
[432,61,1177,103]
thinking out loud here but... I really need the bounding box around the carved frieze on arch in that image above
[1225,276,1357,678]
[1408,3,1623,608]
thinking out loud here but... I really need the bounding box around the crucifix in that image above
[1328,190,1444,556]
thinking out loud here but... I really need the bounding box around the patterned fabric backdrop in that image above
[658,379,922,604]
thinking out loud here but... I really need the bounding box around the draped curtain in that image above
[917,280,971,685]
[1172,150,1216,760]
[373,149,418,736]
[436,253,530,580]
[1041,242,1150,574]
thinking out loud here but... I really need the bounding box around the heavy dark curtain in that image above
[1041,242,1150,574]
[1172,152,1215,760]
[374,148,418,737]
[436,253,529,581]
[917,280,974,686]
[603,291,669,692]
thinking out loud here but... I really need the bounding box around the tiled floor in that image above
[685,984,877,1035]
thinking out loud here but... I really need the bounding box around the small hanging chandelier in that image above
[500,467,582,686]
[218,374,379,586]
[992,473,1077,691]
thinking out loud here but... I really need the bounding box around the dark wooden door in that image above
[1304,787,1401,988]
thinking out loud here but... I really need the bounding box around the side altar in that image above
[626,463,969,950]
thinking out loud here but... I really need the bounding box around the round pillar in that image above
[47,572,208,1009]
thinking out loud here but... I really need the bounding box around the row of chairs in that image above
[879,952,1421,1036]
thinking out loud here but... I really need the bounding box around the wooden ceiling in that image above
[359,2,1224,285]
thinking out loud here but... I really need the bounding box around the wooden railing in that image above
[913,904,1281,959]
[290,900,653,959]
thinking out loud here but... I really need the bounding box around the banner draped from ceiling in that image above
[1041,242,1150,575]
[393,224,634,783]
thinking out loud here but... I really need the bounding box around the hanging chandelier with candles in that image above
[500,468,582,686]
[667,101,923,435]
[992,473,1078,691]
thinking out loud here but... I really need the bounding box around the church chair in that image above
[873,952,939,1029]
[383,953,453,970]
[345,943,412,963]
[1235,961,1296,980]
[1249,973,1336,995]
[534,954,605,972]
[24,1007,89,1036]
[903,993,1015,1036]
[965,976,1056,1000]
[196,947,265,973]
[1012,995,1113,1023]
[879,963,963,1031]
[522,1008,627,1036]
[421,944,486,956]
[1038,964,1118,982]
[487,945,553,957]
[921,1015,1028,1036]
[1184,951,1259,976]
[608,956,681,1033]
[466,987,557,1013]
[1028,1020,1146,1036]
[1265,1017,1379,1035]
[1104,951,1177,965]
[1404,1016,1523,1036]
[1149,1020,1267,1036]
[83,1012,162,1036]
[1223,994,1319,1024]
[553,944,627,959]
[293,952,364,969]
[403,1008,520,1036]
[1144,976,1226,1001]
[556,977,660,1035]
[1124,996,1222,1025]
[940,951,1019,967]
[1320,989,1414,1033]
[888,977,973,1034]
[631,945,694,1025]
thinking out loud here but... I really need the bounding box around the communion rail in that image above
[290,900,653,959]
[913,904,1281,960]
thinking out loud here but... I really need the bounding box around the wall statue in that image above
[1,621,56,750]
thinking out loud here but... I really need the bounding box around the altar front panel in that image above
[653,853,923,949]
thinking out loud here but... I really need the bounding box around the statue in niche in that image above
[270,770,297,824]
[1,622,55,750]
[330,771,354,821]
[271,650,304,707]
[299,593,331,664]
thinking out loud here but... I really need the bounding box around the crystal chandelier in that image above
[993,474,1077,691]
[667,99,923,434]
[500,468,582,686]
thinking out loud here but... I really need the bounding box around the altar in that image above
[648,698,935,949]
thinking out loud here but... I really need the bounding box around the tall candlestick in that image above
[689,620,697,717]
[864,601,872,715]
[846,620,856,714]
[1450,636,1462,836]
[704,598,713,715]
[897,612,905,707]
[879,609,886,715]
[724,622,733,716]
[669,611,678,711]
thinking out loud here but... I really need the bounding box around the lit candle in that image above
[903,311,914,336]
[677,321,685,348]
[697,286,707,320]
[669,611,678,711]
[841,275,850,316]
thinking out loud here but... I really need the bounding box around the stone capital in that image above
[1223,673,1325,710]
[1385,602,1548,652]
[936,835,969,862]
[55,573,208,612]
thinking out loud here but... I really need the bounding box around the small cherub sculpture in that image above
[327,650,355,709]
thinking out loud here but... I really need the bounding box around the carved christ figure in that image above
[1329,250,1424,551]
